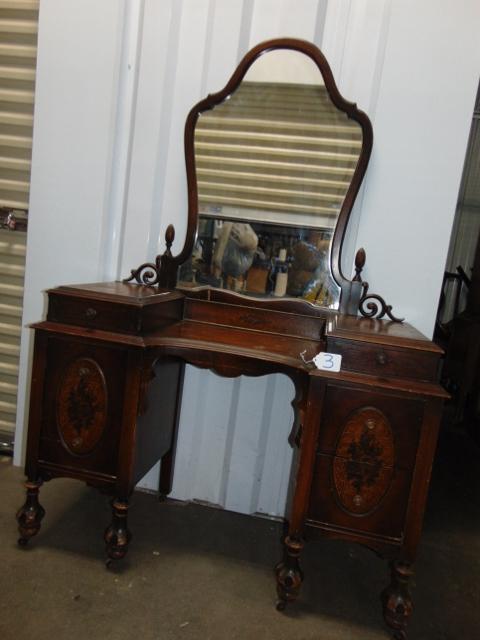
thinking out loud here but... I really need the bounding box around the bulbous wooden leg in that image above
[16,479,45,546]
[275,535,304,611]
[381,560,414,640]
[104,499,131,561]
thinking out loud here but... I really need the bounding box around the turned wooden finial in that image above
[164,224,175,256]
[353,247,366,282]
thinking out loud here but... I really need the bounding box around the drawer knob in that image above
[376,351,388,366]
[353,494,363,507]
[85,307,97,320]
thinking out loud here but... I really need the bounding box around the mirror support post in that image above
[339,247,366,316]
[339,280,364,316]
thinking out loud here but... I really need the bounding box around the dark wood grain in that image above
[183,298,325,340]
[47,285,184,335]
[327,337,440,382]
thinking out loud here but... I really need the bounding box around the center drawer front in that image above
[327,337,439,381]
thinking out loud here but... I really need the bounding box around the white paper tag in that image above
[313,352,342,372]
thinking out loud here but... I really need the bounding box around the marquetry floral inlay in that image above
[57,358,108,455]
[333,407,394,516]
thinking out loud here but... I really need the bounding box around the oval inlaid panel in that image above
[56,357,108,455]
[332,406,394,516]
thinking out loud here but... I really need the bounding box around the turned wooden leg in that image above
[381,560,414,640]
[275,535,304,610]
[16,479,45,546]
[104,499,131,561]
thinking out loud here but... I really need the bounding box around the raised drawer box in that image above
[326,337,440,382]
[46,282,184,335]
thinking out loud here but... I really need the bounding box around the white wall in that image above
[354,0,480,337]
[14,0,125,464]
[15,1,480,516]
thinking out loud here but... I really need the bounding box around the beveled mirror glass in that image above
[153,39,372,310]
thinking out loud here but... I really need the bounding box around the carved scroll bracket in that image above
[353,248,404,323]
[124,224,176,287]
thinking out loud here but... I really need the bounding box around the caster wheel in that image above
[17,537,28,547]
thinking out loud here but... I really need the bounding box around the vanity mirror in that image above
[17,38,446,640]
[128,38,376,315]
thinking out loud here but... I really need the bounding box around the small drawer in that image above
[47,294,140,333]
[307,452,412,542]
[316,386,423,470]
[327,337,439,381]
[47,290,184,335]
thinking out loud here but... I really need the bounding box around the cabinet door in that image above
[37,335,129,481]
[307,384,425,543]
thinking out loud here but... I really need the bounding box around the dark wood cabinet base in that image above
[18,281,447,638]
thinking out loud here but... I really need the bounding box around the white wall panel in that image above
[121,0,182,272]
[323,0,392,277]
[249,0,323,45]
[168,369,294,515]
[14,0,125,465]
[354,0,480,337]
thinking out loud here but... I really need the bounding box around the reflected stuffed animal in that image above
[212,222,258,285]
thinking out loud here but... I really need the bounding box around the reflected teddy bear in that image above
[212,222,258,291]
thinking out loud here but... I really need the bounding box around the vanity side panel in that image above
[133,358,185,486]
[24,331,49,481]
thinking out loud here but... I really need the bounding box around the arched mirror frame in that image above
[129,38,374,314]
[181,38,372,310]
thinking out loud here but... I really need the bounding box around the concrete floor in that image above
[0,428,479,640]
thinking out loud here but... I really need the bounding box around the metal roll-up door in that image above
[0,0,38,454]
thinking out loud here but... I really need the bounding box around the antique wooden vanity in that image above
[17,39,447,639]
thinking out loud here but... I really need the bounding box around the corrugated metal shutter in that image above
[0,0,38,450]
[0,228,25,437]
[0,0,38,210]
[195,81,361,228]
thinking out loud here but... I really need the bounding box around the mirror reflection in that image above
[179,49,362,307]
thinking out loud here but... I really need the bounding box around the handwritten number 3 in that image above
[323,354,334,368]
